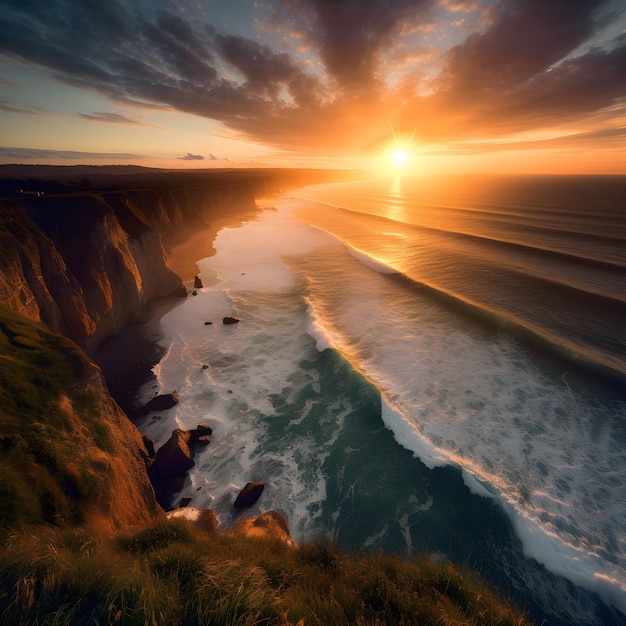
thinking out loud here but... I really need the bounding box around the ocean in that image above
[136,174,626,625]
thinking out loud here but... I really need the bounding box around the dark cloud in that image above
[213,33,320,104]
[441,0,607,93]
[78,112,145,125]
[0,146,143,160]
[143,10,217,84]
[179,152,205,161]
[0,0,624,155]
[304,0,435,88]
[402,0,626,143]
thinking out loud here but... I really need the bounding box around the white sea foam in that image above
[305,300,338,351]
[346,244,400,274]
[379,398,447,469]
[305,222,400,275]
[380,392,626,613]
[141,189,626,620]
[287,190,626,616]
[140,206,349,538]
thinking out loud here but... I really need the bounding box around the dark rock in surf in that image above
[153,429,195,480]
[234,481,265,509]
[130,391,178,418]
[223,316,239,325]
[204,321,212,325]
[190,423,213,447]
[194,275,204,289]
[149,423,213,510]
[179,496,192,508]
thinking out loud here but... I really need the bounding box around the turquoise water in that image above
[138,176,626,625]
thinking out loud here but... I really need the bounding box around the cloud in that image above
[0,0,624,156]
[78,111,145,125]
[439,0,479,12]
[303,0,436,88]
[179,152,205,161]
[0,75,23,87]
[0,96,49,116]
[441,0,607,93]
[401,0,626,143]
[0,147,144,160]
[424,126,626,156]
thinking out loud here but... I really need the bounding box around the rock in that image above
[194,275,204,289]
[204,321,212,325]
[179,496,192,508]
[229,510,295,547]
[171,284,188,298]
[190,423,213,447]
[201,364,209,369]
[153,475,186,508]
[139,434,156,469]
[131,391,178,418]
[149,424,214,510]
[223,316,239,325]
[191,290,198,296]
[154,429,195,480]
[234,481,265,509]
[142,435,156,459]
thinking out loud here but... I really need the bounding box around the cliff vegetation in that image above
[0,304,160,531]
[0,518,532,625]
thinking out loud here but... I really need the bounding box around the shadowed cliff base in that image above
[88,302,171,416]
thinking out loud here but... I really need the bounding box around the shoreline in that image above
[167,210,261,282]
[90,298,176,415]
[93,213,259,414]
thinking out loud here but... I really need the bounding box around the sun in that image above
[391,149,410,168]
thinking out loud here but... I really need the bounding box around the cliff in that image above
[0,168,360,351]
[0,168,354,529]
[0,184,258,351]
[0,170,281,533]
[0,304,160,531]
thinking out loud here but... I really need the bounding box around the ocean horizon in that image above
[135,173,626,626]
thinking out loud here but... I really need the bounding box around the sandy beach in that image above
[167,210,261,283]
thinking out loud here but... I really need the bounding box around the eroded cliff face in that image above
[62,366,164,531]
[0,184,257,351]
[0,304,161,531]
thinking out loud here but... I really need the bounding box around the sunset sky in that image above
[1,0,625,173]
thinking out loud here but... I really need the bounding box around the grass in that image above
[0,519,534,626]
[0,305,110,527]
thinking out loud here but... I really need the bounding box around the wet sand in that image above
[167,211,261,283]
